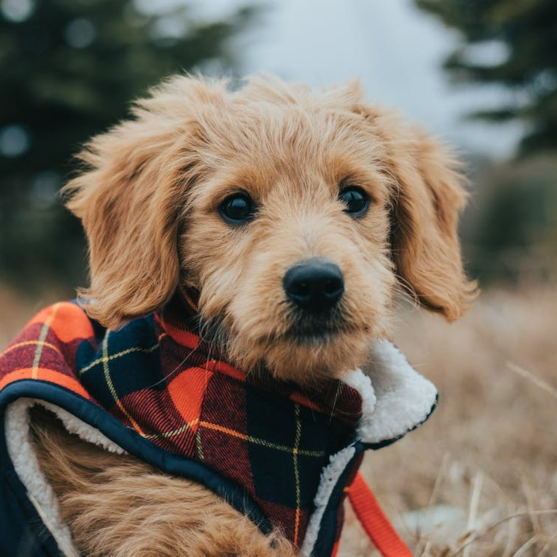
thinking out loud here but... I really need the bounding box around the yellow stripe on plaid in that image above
[199,421,325,458]
[1,340,63,360]
[196,430,205,461]
[144,418,200,440]
[293,403,302,546]
[32,303,61,379]
[102,331,146,437]
[78,343,160,375]
[181,289,198,312]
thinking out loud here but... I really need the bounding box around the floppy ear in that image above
[62,76,219,329]
[356,105,477,321]
[386,126,478,320]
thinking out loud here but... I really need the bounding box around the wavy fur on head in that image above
[63,74,476,382]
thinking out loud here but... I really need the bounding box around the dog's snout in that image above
[283,259,344,314]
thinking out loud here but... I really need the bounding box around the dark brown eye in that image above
[339,186,370,217]
[219,193,255,224]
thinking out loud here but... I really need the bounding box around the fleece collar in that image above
[0,291,437,557]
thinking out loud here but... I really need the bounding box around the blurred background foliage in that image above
[415,0,557,155]
[0,0,556,295]
[415,0,557,283]
[0,0,255,291]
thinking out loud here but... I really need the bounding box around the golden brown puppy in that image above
[30,75,476,556]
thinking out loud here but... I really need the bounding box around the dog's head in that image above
[64,75,477,381]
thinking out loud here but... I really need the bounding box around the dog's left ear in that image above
[62,75,224,329]
[356,104,478,321]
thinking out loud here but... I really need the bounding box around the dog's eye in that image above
[339,186,370,217]
[219,193,256,224]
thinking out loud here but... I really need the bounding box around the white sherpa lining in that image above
[5,398,126,557]
[354,339,438,444]
[300,339,437,555]
[300,445,356,556]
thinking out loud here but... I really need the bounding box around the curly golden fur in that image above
[30,75,477,555]
[30,407,294,557]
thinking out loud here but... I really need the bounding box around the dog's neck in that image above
[155,287,365,422]
[155,287,439,451]
[160,286,204,334]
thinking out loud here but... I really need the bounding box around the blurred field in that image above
[1,284,556,556]
[342,286,557,556]
[0,285,71,349]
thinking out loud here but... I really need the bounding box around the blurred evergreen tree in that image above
[463,156,557,282]
[414,0,557,155]
[0,0,255,290]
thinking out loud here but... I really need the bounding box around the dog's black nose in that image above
[283,259,344,314]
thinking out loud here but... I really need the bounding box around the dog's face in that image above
[64,76,476,381]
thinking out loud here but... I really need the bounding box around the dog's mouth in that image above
[285,313,349,345]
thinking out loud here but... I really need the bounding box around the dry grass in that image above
[1,284,556,556]
[0,284,70,350]
[341,286,557,557]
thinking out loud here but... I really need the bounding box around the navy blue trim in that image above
[0,403,64,556]
[3,467,65,556]
[0,380,273,553]
[309,394,439,555]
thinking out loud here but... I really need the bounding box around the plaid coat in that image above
[0,289,437,557]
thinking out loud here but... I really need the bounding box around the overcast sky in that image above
[151,0,524,159]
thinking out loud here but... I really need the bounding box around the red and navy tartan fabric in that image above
[0,289,365,553]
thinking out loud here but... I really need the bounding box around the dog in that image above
[1,75,476,556]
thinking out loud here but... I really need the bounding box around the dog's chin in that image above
[276,333,372,383]
[285,319,347,347]
[228,321,375,384]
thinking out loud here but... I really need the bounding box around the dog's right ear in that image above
[63,76,225,329]
[353,97,478,321]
